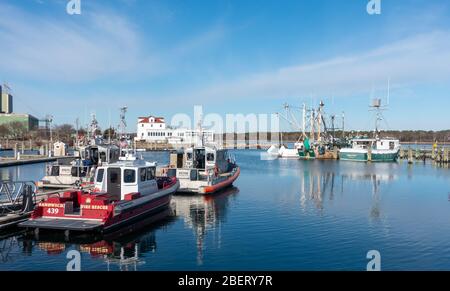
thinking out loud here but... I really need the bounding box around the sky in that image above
[1,0,450,132]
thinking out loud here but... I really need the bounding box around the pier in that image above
[399,147,450,164]
[0,156,74,168]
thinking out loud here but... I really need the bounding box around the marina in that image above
[1,0,450,275]
[1,150,450,270]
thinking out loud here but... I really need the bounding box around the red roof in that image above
[138,116,165,123]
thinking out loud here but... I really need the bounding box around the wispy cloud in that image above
[174,30,450,102]
[0,3,158,82]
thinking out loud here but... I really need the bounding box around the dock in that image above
[399,147,450,164]
[0,156,74,168]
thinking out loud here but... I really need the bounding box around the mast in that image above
[196,114,204,147]
[89,113,98,145]
[302,103,306,138]
[118,106,128,150]
[310,108,315,142]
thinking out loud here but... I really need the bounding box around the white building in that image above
[136,115,215,145]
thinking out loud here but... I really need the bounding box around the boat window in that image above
[110,171,119,183]
[100,152,106,163]
[207,153,215,161]
[96,169,104,183]
[50,166,60,176]
[140,168,146,182]
[146,167,155,180]
[187,153,193,160]
[124,169,136,183]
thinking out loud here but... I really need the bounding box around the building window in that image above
[160,124,162,127]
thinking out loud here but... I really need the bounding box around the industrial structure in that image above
[0,84,39,131]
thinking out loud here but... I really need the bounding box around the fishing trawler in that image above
[267,101,342,160]
[20,158,179,233]
[339,137,400,162]
[339,98,400,162]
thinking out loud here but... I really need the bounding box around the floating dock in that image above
[0,156,74,168]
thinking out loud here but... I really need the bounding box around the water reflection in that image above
[172,187,239,265]
[18,208,175,271]
[3,187,239,270]
[299,165,398,220]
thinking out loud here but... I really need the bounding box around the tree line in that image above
[219,130,450,143]
[0,123,117,146]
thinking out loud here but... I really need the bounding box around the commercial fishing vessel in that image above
[339,98,400,162]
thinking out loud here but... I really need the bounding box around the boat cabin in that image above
[170,146,233,173]
[78,144,120,166]
[375,139,400,150]
[94,160,159,200]
[351,138,375,150]
[351,138,399,150]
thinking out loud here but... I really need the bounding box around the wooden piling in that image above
[408,148,413,164]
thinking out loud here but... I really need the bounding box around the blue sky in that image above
[1,0,450,132]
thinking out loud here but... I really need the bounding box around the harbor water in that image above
[1,150,450,270]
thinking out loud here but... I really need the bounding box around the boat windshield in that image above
[194,149,206,169]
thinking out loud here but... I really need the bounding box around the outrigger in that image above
[20,158,179,234]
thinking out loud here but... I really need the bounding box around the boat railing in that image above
[0,181,36,215]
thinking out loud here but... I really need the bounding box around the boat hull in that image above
[20,180,179,233]
[177,167,240,195]
[339,151,368,162]
[339,149,399,162]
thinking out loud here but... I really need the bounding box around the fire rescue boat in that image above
[20,158,179,233]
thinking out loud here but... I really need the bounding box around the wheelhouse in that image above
[94,161,159,200]
[78,144,120,166]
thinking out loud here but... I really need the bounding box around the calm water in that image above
[1,150,450,271]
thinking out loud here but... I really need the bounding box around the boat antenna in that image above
[89,113,98,145]
[119,106,128,140]
[387,78,391,106]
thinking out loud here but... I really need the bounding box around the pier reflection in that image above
[172,187,239,265]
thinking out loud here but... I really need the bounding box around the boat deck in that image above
[19,217,103,232]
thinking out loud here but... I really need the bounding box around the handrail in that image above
[0,180,37,215]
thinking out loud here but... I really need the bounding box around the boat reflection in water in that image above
[22,208,176,271]
[172,186,239,265]
[299,165,398,220]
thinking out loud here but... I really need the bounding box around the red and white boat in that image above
[20,159,179,233]
[166,145,240,194]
